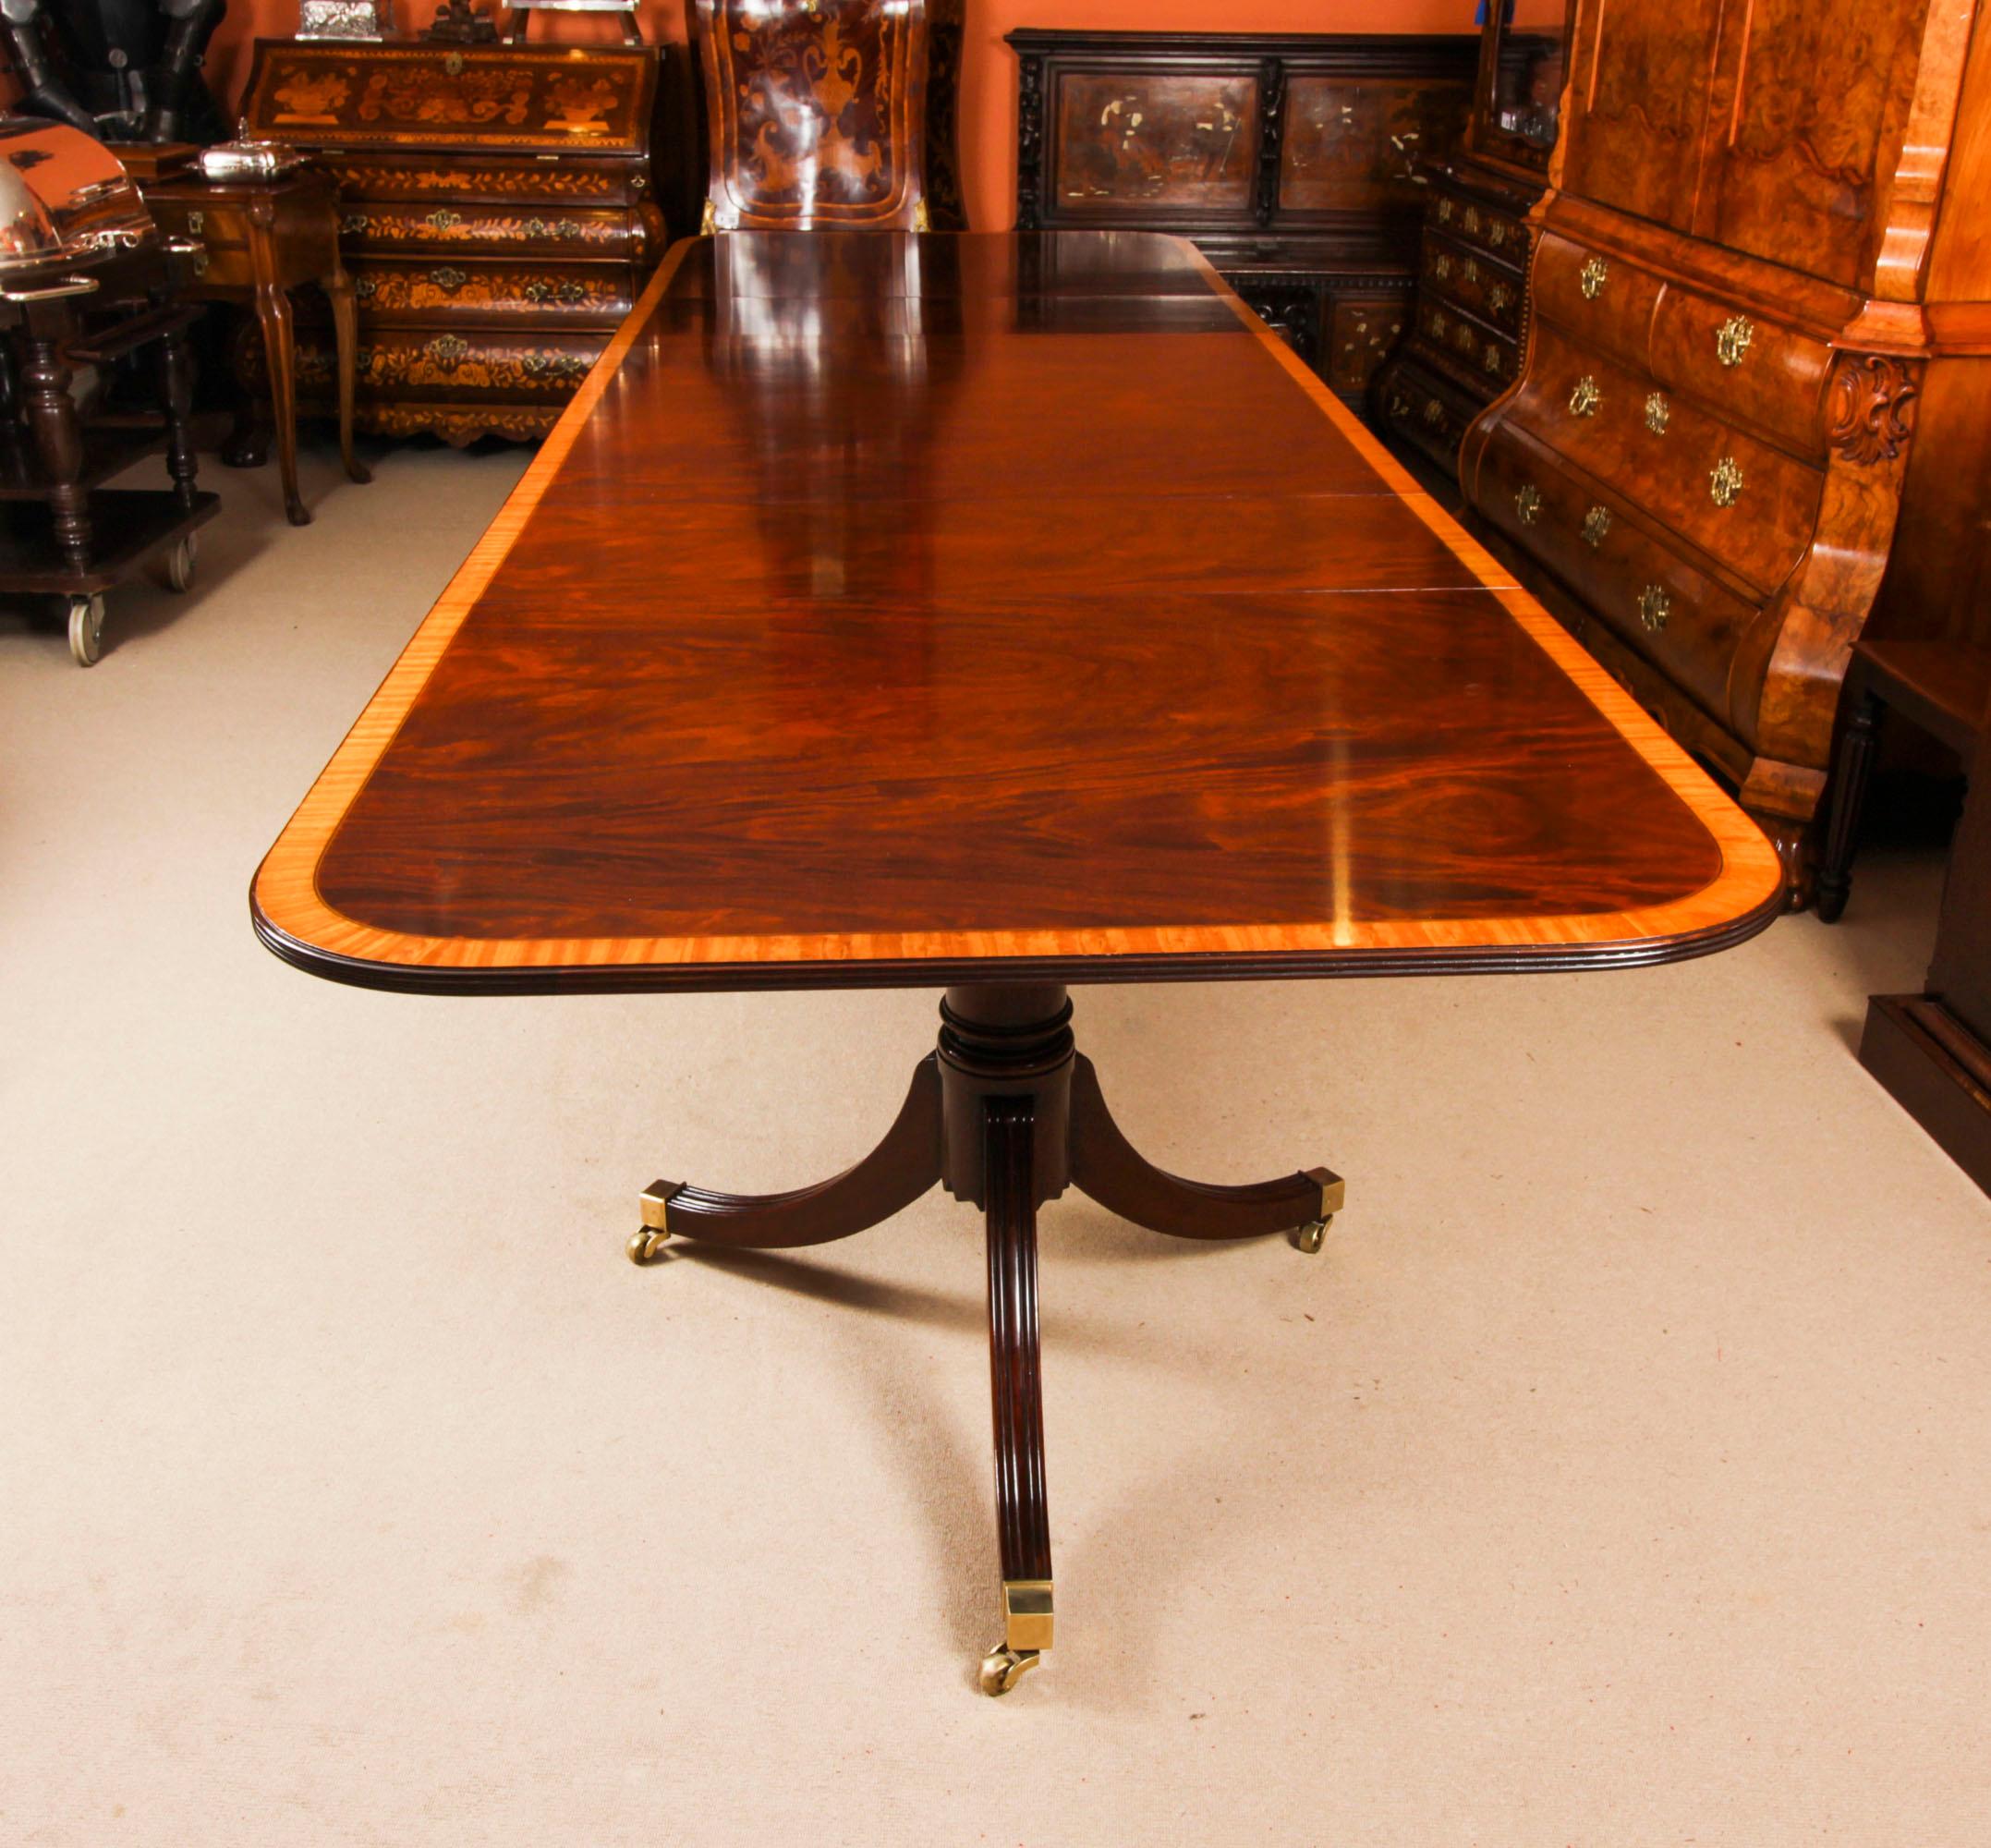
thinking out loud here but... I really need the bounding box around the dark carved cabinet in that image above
[1007,29,1478,400]
[1373,5,1570,484]
[238,39,692,444]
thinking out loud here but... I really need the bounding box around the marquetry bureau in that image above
[237,39,694,444]
[1461,0,1991,900]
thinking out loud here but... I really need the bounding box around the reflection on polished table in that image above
[253,230,1784,1695]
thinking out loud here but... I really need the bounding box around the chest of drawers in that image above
[238,39,690,444]
[1374,163,1541,480]
[1458,0,1991,906]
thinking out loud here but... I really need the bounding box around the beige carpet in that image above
[4,438,1988,1846]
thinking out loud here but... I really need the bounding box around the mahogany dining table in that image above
[253,230,1784,1696]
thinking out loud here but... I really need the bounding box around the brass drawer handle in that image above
[1580,255,1608,298]
[1581,505,1612,548]
[1638,584,1671,632]
[186,209,204,236]
[430,265,467,292]
[1710,455,1743,506]
[1716,314,1754,366]
[1487,218,1508,249]
[1644,391,1670,433]
[1570,375,1601,417]
[1482,345,1502,378]
[1463,256,1479,285]
[1463,205,1481,235]
[1515,482,1542,525]
[1437,197,1453,224]
[353,274,377,299]
[425,208,463,234]
[1433,251,1452,281]
[1488,280,1512,315]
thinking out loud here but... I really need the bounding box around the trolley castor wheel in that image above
[164,532,197,593]
[626,1228,671,1265]
[978,1646,1040,1696]
[1293,1213,1332,1255]
[67,591,104,667]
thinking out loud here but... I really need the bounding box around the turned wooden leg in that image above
[153,322,200,511]
[1816,687,1882,925]
[1068,1053,1341,1249]
[222,313,272,468]
[252,281,309,527]
[628,1053,942,1258]
[323,262,370,486]
[979,1095,1053,1696]
[21,323,91,573]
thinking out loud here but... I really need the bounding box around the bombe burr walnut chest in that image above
[1373,3,1570,486]
[1461,0,1991,901]
[1006,29,1479,403]
[237,38,690,444]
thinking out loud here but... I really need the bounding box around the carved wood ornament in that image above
[1825,352,1920,466]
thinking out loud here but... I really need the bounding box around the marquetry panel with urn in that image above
[239,39,693,445]
[1460,0,1991,905]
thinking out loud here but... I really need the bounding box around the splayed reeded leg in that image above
[629,982,1344,1692]
[1069,1052,1341,1252]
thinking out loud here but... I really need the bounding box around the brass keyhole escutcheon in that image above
[1434,252,1452,281]
[1645,391,1670,434]
[1716,314,1754,366]
[1580,255,1608,299]
[187,209,204,236]
[1709,455,1743,507]
[1515,482,1542,526]
[1569,375,1601,417]
[1581,505,1612,549]
[444,51,465,75]
[1638,584,1671,632]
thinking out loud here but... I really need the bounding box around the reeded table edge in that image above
[250,235,1788,996]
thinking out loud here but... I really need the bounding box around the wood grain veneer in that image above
[252,231,1782,994]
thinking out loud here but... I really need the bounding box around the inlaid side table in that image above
[141,167,370,526]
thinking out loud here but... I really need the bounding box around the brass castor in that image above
[67,592,105,667]
[978,1646,1040,1696]
[1293,1213,1332,1255]
[626,1228,671,1265]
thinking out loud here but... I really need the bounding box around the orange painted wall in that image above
[205,1,1469,231]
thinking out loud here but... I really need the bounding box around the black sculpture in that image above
[1,0,229,145]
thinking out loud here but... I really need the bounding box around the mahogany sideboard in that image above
[1006,29,1479,402]
[1460,0,1991,903]
[237,39,696,444]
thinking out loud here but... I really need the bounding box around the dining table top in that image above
[252,230,1784,993]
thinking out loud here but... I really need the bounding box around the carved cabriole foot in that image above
[630,983,1345,1690]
